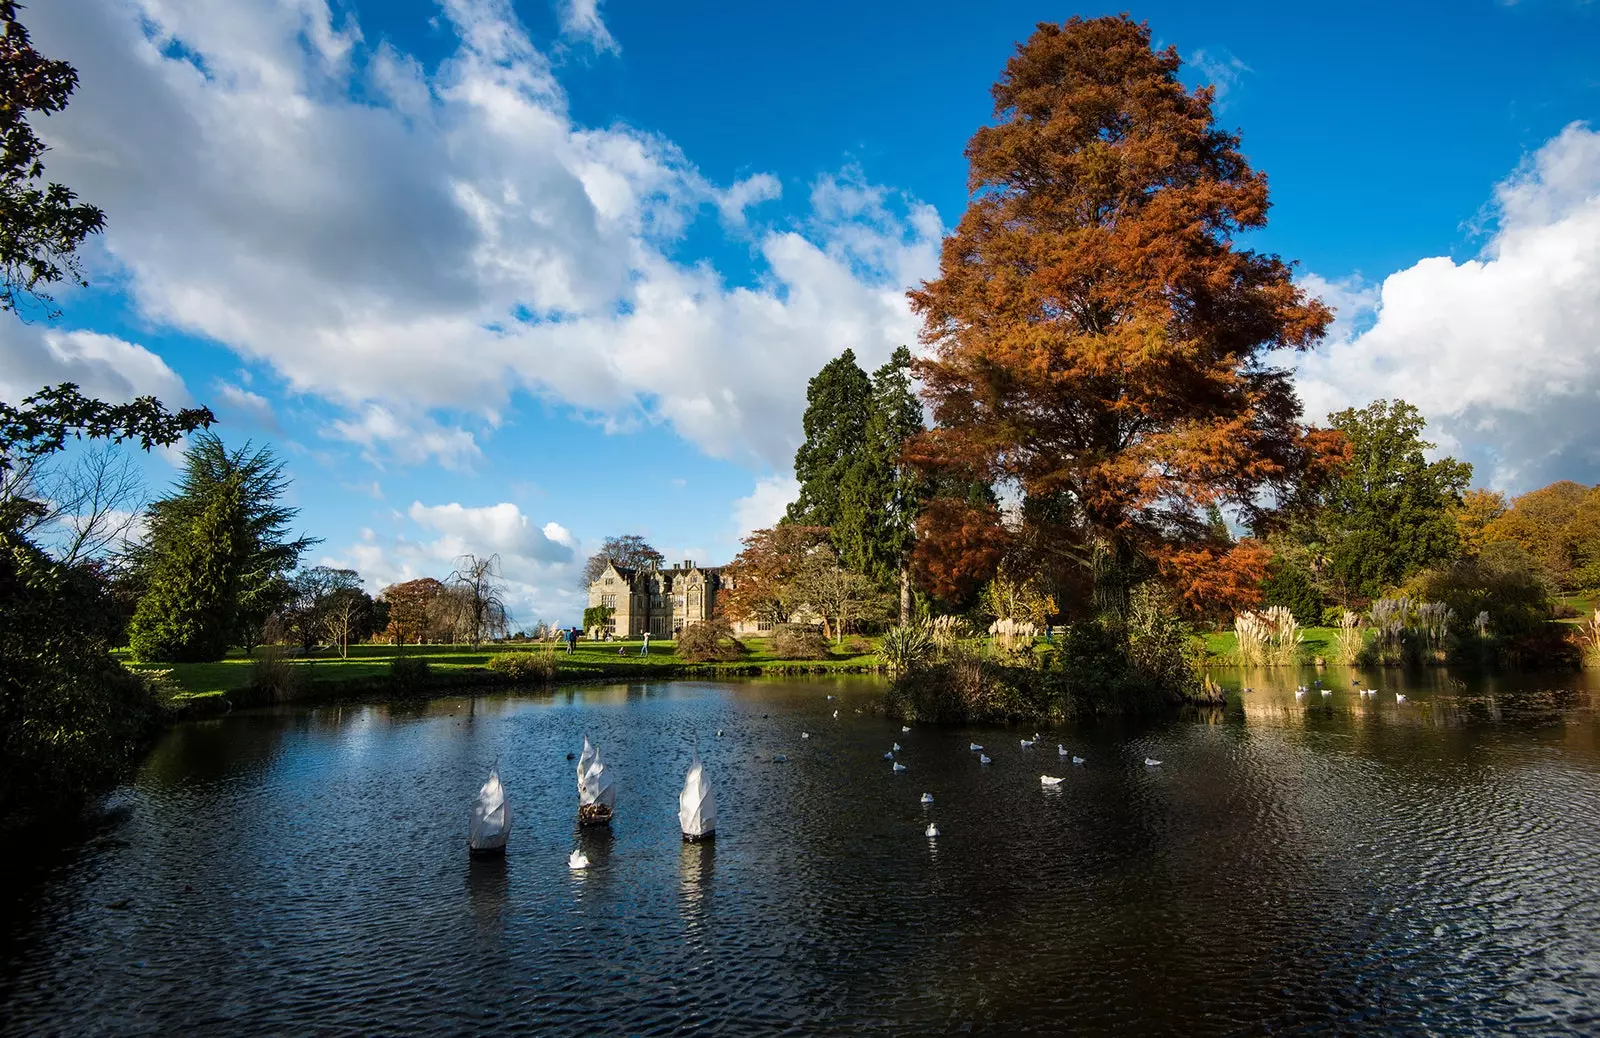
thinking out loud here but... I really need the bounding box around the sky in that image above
[5,0,1599,627]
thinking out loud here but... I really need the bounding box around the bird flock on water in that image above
[477,679,1408,870]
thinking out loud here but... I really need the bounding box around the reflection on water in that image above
[3,673,1599,1035]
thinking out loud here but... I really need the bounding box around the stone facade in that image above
[586,559,765,638]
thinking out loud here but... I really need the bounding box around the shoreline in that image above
[161,658,889,721]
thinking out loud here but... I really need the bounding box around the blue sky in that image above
[7,0,1599,626]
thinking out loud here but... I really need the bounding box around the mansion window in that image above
[600,594,616,608]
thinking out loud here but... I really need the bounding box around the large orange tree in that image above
[909,16,1341,616]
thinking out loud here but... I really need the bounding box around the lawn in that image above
[118,637,885,700]
[1200,627,1344,663]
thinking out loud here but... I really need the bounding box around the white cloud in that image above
[327,404,483,470]
[732,474,799,539]
[1188,48,1251,108]
[213,379,277,428]
[0,325,189,406]
[1293,121,1600,491]
[324,504,583,624]
[717,172,782,225]
[409,500,574,563]
[30,0,938,471]
[557,0,618,53]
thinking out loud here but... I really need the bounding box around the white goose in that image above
[774,754,788,763]
[969,743,983,752]
[1040,775,1064,786]
[568,849,589,870]
[1396,694,1407,703]
[893,742,901,752]
[901,726,912,733]
[920,792,934,804]
[1072,755,1085,766]
[1020,738,1036,749]
[979,754,992,765]
[1058,744,1070,756]
[833,710,839,719]
[925,822,939,838]
[893,762,906,772]
[882,751,895,761]
[801,732,810,740]
[1144,757,1163,766]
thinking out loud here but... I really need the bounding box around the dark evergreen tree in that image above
[835,347,928,619]
[128,475,246,662]
[126,433,315,661]
[786,348,873,529]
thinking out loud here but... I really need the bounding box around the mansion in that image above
[586,559,764,638]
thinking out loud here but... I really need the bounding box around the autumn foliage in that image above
[1159,539,1271,624]
[908,16,1340,606]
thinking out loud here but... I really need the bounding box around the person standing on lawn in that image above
[641,631,651,657]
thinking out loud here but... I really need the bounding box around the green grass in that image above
[1200,627,1344,662]
[117,637,884,699]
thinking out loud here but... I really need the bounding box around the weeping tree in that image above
[908,16,1341,626]
[448,552,509,647]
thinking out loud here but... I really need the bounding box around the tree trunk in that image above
[899,566,911,626]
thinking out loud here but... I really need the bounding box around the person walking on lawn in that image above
[566,626,577,654]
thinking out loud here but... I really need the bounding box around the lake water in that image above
[4,670,1600,1035]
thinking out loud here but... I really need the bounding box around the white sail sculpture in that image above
[578,740,616,826]
[468,768,512,856]
[678,751,716,842]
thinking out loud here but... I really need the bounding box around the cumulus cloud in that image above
[325,502,582,624]
[409,500,574,563]
[0,326,189,405]
[1292,121,1600,491]
[30,0,938,471]
[732,474,799,539]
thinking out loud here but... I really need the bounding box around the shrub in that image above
[389,656,432,692]
[247,644,304,704]
[1333,610,1365,664]
[677,617,744,662]
[769,624,831,660]
[2,531,162,820]
[488,650,558,684]
[1321,604,1351,627]
[878,623,934,675]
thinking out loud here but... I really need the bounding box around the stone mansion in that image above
[586,559,764,638]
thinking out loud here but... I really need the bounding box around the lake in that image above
[4,670,1599,1035]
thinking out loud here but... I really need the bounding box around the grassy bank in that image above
[119,637,885,711]
[1200,627,1344,664]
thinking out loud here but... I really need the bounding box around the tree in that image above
[580,533,665,589]
[721,524,831,627]
[322,584,375,659]
[906,16,1338,621]
[1311,400,1471,602]
[1159,540,1270,625]
[1,386,210,818]
[786,349,873,529]
[3,383,213,530]
[0,2,107,316]
[795,545,893,642]
[279,566,364,653]
[127,473,246,663]
[126,433,315,660]
[379,577,445,645]
[834,346,929,621]
[448,553,509,646]
[1455,489,1507,558]
[1481,480,1600,593]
